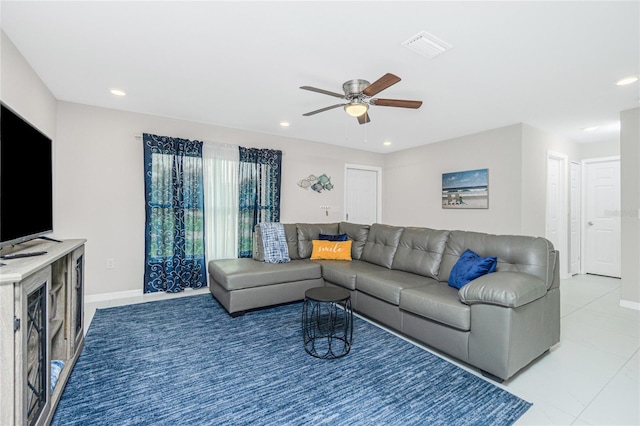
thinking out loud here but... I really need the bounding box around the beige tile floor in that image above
[84,274,639,425]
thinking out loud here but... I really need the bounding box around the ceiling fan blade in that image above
[362,73,401,97]
[370,98,423,109]
[357,112,371,125]
[303,103,345,116]
[300,86,345,99]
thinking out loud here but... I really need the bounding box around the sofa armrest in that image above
[458,271,547,308]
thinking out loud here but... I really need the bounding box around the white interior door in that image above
[345,165,381,225]
[546,152,568,279]
[584,158,621,278]
[570,162,581,275]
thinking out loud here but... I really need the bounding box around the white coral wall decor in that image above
[297,173,333,193]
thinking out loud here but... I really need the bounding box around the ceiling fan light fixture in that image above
[344,101,368,117]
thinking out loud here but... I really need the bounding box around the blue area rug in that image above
[52,294,531,425]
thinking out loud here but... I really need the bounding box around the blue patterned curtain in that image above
[143,133,207,293]
[238,147,282,258]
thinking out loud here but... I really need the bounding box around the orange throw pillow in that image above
[310,240,352,261]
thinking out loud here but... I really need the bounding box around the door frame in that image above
[580,156,621,276]
[546,151,569,279]
[570,161,581,275]
[344,163,382,223]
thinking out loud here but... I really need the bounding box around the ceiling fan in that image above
[300,73,422,124]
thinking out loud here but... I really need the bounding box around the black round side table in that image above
[302,286,353,359]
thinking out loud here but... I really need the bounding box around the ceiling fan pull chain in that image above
[363,118,368,143]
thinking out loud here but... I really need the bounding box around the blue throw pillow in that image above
[318,233,348,241]
[448,249,497,289]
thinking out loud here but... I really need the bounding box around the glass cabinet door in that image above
[26,284,47,425]
[16,266,51,426]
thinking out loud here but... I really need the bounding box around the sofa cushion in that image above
[208,258,321,291]
[439,231,555,287]
[310,240,352,261]
[296,223,340,258]
[339,222,370,260]
[448,248,497,289]
[314,259,387,290]
[391,227,450,279]
[400,283,471,331]
[360,224,404,269]
[283,224,301,260]
[356,270,434,305]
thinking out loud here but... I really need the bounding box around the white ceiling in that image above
[2,1,638,153]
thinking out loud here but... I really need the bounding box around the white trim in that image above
[620,299,640,311]
[547,151,570,279]
[85,287,210,304]
[85,289,142,304]
[569,161,581,276]
[344,163,383,223]
[582,156,621,164]
[580,160,587,275]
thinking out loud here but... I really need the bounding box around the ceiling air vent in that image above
[402,31,452,59]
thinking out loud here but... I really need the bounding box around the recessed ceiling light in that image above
[383,141,392,146]
[583,126,599,132]
[280,121,290,127]
[109,88,126,96]
[616,76,638,86]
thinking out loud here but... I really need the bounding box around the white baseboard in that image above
[85,290,142,304]
[85,286,210,304]
[620,299,640,311]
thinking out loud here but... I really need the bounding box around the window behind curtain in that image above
[202,142,239,263]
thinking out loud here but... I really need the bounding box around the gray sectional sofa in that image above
[208,222,560,381]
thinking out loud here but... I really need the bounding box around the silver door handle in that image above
[588,221,594,226]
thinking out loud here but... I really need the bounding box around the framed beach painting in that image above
[442,169,489,209]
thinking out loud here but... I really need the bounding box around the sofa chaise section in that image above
[208,258,323,316]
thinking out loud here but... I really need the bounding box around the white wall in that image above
[55,102,383,297]
[383,124,524,234]
[383,121,583,246]
[1,31,60,242]
[578,139,620,160]
[0,32,57,138]
[620,107,640,308]
[520,124,579,238]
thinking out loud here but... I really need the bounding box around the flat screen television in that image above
[0,103,53,249]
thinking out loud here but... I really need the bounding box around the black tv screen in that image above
[0,103,53,248]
